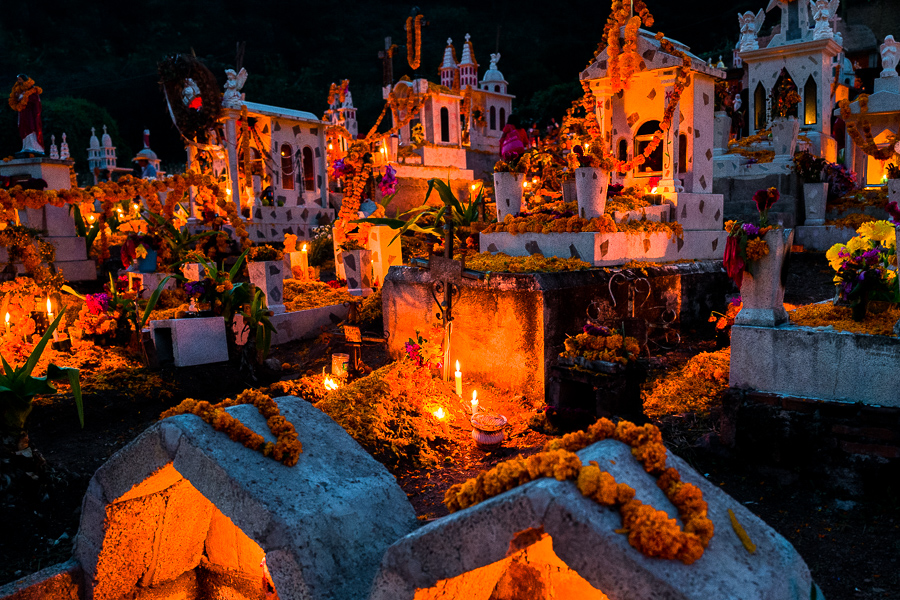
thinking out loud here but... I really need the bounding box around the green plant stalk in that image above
[0,310,83,433]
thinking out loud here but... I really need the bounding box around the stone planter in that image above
[803,182,829,226]
[889,179,900,205]
[248,260,285,314]
[470,413,507,450]
[181,262,205,282]
[492,172,524,221]
[284,250,309,280]
[770,117,799,161]
[735,228,794,327]
[338,249,373,296]
[574,167,609,219]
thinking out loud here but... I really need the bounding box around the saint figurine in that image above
[8,74,44,156]
[881,35,899,77]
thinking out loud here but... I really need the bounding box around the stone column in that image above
[656,74,680,196]
[224,113,242,211]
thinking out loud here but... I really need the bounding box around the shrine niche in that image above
[736,0,843,160]
[580,28,725,198]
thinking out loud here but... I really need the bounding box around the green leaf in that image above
[139,275,174,330]
[71,205,87,238]
[22,310,65,379]
[229,249,250,280]
[47,364,83,428]
[61,285,86,301]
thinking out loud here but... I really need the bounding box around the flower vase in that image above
[339,249,373,297]
[713,111,731,156]
[734,228,794,327]
[493,172,524,222]
[850,290,870,322]
[248,260,285,314]
[135,250,158,273]
[770,117,799,161]
[803,182,829,226]
[575,167,609,219]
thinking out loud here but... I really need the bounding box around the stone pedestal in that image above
[574,167,609,219]
[770,117,799,162]
[734,228,794,327]
[493,172,524,221]
[248,261,285,314]
[802,182,829,226]
[0,157,74,191]
[713,111,732,156]
[338,249,373,296]
[150,316,229,367]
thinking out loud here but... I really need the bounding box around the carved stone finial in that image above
[881,35,900,77]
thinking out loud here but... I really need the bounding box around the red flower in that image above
[753,187,779,213]
[723,236,745,289]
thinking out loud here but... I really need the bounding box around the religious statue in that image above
[222,68,248,109]
[737,10,765,52]
[341,86,354,109]
[490,52,501,71]
[881,35,900,77]
[8,74,44,156]
[809,0,839,41]
[182,78,202,110]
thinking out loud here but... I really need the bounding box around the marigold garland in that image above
[8,78,41,112]
[161,389,302,466]
[444,418,714,565]
[406,15,424,71]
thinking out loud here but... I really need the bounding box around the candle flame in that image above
[455,360,460,371]
[433,407,446,420]
[46,298,52,314]
[323,376,339,391]
[472,390,477,402]
[4,312,8,324]
[301,243,308,251]
[650,187,658,194]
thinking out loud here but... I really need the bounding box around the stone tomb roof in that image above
[581,29,726,82]
[73,397,418,600]
[370,438,820,600]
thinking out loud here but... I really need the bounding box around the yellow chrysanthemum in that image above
[847,235,869,254]
[826,243,847,271]
[857,220,896,245]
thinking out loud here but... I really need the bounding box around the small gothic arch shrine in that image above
[302,145,315,191]
[772,69,800,120]
[634,120,664,176]
[280,143,294,190]
[754,83,767,130]
[803,76,818,125]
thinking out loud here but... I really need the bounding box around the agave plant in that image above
[0,311,83,437]
[353,178,483,245]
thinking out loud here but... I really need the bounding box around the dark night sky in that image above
[0,0,893,169]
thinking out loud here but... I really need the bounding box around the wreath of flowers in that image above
[158,54,224,144]
[8,78,41,112]
[406,14,424,71]
[444,418,714,565]
[161,389,302,466]
[839,94,900,161]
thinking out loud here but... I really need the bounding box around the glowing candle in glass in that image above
[455,360,463,397]
[300,243,309,281]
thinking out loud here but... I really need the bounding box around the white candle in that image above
[455,360,463,397]
[47,299,59,342]
[471,390,479,415]
[4,312,9,335]
[300,243,309,281]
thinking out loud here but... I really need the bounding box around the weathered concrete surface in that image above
[794,225,855,252]
[0,559,82,600]
[369,439,822,600]
[72,397,418,600]
[383,262,730,399]
[730,323,900,406]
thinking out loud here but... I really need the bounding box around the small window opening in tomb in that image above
[617,138,629,174]
[490,106,497,130]
[803,76,817,125]
[302,146,315,191]
[406,118,420,144]
[89,464,279,600]
[440,107,450,142]
[678,133,687,174]
[495,84,500,92]
[250,148,264,176]
[773,69,799,119]
[754,83,767,131]
[500,107,507,129]
[411,529,608,599]
[280,143,294,191]
[634,121,663,176]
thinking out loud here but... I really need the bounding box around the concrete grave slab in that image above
[150,317,229,367]
[233,303,350,346]
[794,225,855,251]
[71,397,417,600]
[369,438,821,600]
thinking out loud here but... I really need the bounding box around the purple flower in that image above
[583,323,611,336]
[379,165,398,196]
[330,158,346,180]
[404,341,422,365]
[741,223,761,235]
[185,280,207,297]
[86,292,111,315]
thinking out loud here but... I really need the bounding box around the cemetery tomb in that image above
[7,398,420,600]
[369,438,822,600]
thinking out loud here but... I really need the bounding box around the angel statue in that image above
[737,10,765,52]
[881,35,899,77]
[182,78,202,110]
[810,0,839,41]
[223,68,248,109]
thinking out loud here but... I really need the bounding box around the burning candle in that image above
[455,360,463,397]
[433,406,446,420]
[4,312,9,335]
[47,298,59,342]
[471,390,479,415]
[300,243,309,281]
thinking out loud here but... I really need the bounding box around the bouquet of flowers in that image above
[723,187,781,288]
[560,323,642,366]
[826,220,898,319]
